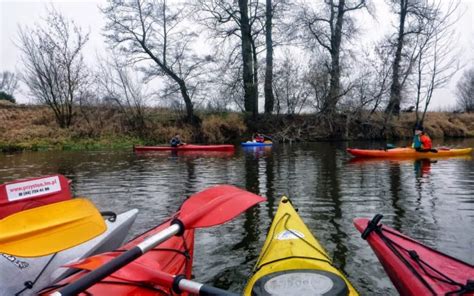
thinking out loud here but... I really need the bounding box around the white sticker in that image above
[276,229,305,240]
[5,176,61,202]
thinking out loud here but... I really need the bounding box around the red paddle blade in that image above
[178,185,266,228]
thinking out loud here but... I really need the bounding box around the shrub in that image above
[0,91,15,103]
[201,113,246,143]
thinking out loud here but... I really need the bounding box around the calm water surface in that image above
[1,139,473,295]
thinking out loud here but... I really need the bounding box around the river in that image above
[1,139,473,295]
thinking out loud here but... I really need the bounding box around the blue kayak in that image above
[241,141,273,147]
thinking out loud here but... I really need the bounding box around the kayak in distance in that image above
[241,141,273,147]
[135,149,235,158]
[347,155,472,165]
[346,147,472,158]
[354,215,474,296]
[244,196,359,296]
[134,144,235,152]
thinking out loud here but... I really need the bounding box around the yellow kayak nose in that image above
[244,196,359,295]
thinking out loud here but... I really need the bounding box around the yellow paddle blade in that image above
[0,198,106,257]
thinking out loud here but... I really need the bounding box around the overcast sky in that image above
[1,0,473,110]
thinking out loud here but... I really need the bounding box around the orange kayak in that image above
[347,147,472,158]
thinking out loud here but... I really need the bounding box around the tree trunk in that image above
[251,34,259,117]
[386,0,407,116]
[178,80,195,123]
[239,0,257,115]
[264,0,274,114]
[323,0,344,115]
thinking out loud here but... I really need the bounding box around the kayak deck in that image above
[134,144,235,151]
[41,218,194,295]
[1,209,138,295]
[347,147,472,158]
[354,216,474,296]
[245,197,358,295]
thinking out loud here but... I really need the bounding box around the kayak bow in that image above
[354,215,474,296]
[245,197,358,295]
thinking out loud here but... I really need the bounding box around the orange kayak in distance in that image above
[346,147,472,158]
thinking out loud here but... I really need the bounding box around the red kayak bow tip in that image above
[355,216,474,296]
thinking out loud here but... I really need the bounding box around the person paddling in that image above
[170,134,186,147]
[252,133,265,143]
[412,127,433,152]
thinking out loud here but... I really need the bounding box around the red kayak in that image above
[134,144,235,152]
[354,215,474,296]
[41,217,195,295]
[40,185,265,295]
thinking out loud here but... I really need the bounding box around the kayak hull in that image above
[347,147,472,158]
[354,217,474,296]
[244,197,358,295]
[41,217,194,295]
[134,144,235,152]
[0,209,138,296]
[241,142,273,147]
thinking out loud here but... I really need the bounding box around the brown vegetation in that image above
[0,104,472,151]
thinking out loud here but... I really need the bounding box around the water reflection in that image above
[0,138,472,295]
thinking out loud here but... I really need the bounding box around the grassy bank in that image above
[1,103,473,152]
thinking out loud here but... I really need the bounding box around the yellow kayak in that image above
[244,197,359,295]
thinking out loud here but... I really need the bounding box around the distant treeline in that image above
[0,102,472,152]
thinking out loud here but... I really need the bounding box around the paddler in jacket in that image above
[412,127,433,151]
[252,133,265,143]
[170,134,186,147]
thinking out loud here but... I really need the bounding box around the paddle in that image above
[53,185,266,296]
[0,198,106,257]
[61,255,239,296]
[261,134,274,141]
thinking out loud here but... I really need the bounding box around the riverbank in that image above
[1,103,473,151]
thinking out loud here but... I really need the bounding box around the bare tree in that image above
[196,0,265,117]
[295,0,366,115]
[305,56,331,112]
[411,1,460,124]
[384,0,455,116]
[0,71,19,96]
[273,52,311,115]
[102,0,206,124]
[456,67,474,113]
[18,8,89,128]
[341,46,392,117]
[95,51,149,134]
